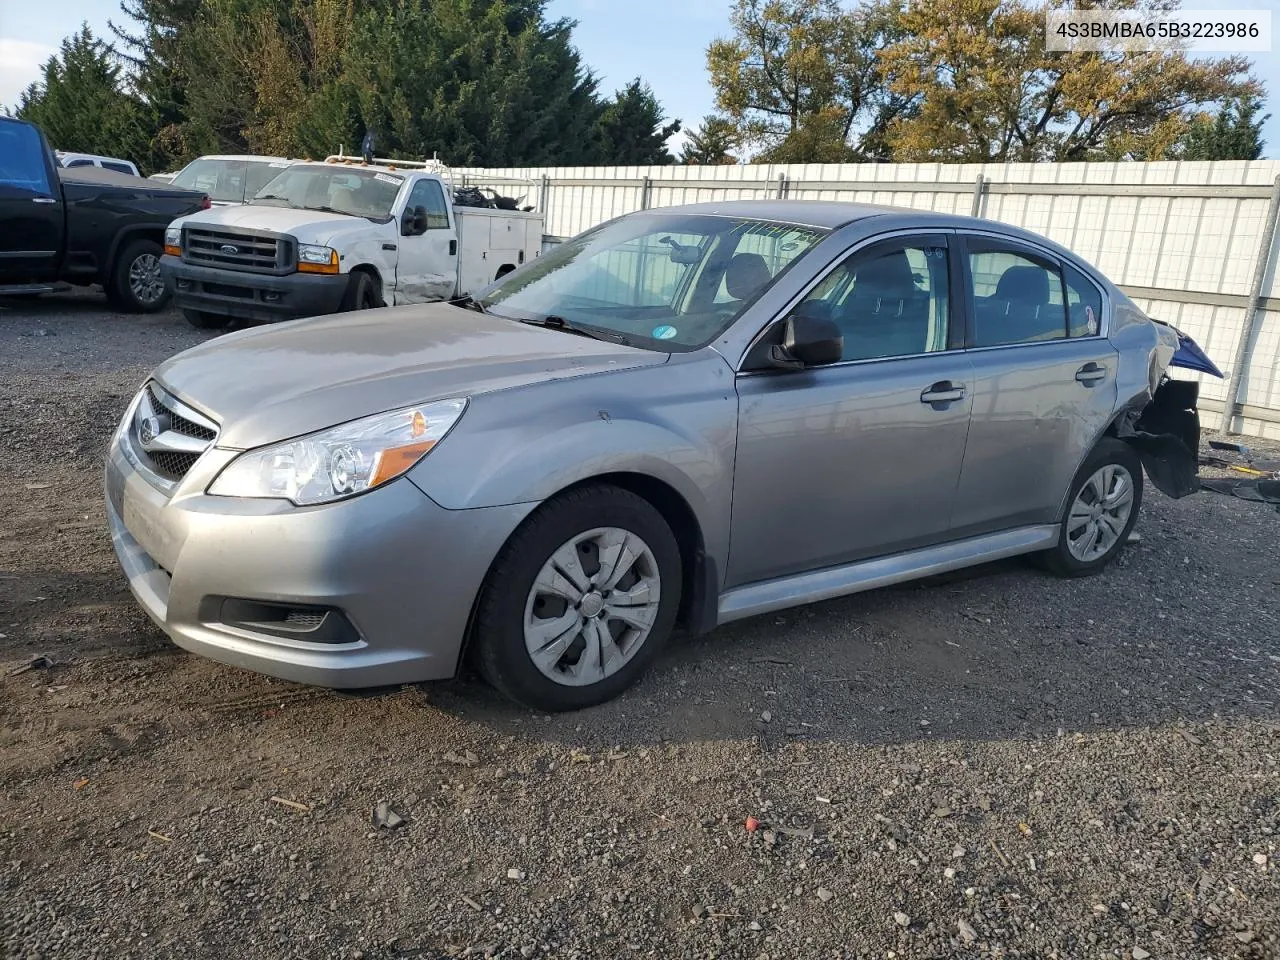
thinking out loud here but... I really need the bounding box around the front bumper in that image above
[105,436,534,687]
[160,255,348,323]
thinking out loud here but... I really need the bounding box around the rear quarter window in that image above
[1065,264,1104,337]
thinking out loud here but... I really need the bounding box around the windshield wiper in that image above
[518,315,631,346]
[451,294,487,314]
[253,193,296,207]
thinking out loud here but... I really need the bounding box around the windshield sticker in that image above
[651,325,679,341]
[374,173,404,186]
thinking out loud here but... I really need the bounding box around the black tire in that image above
[471,485,683,711]
[340,271,379,312]
[182,309,232,330]
[106,238,170,313]
[1040,437,1143,578]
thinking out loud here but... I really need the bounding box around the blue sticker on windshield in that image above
[652,325,678,341]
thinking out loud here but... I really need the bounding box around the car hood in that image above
[172,203,381,241]
[153,303,667,449]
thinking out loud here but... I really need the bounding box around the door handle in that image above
[1075,363,1107,385]
[448,239,457,256]
[920,381,966,404]
[32,197,56,204]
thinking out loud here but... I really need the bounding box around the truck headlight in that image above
[164,226,181,257]
[297,243,339,275]
[208,400,466,505]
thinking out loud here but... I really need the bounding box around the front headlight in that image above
[164,226,181,256]
[208,400,467,505]
[297,243,339,274]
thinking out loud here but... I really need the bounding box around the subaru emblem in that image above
[138,416,161,445]
[220,244,239,255]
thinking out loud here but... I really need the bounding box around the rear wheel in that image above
[182,309,232,330]
[471,486,682,711]
[1040,438,1142,577]
[340,271,379,312]
[106,238,169,313]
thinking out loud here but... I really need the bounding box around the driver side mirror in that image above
[769,311,843,369]
[401,205,429,236]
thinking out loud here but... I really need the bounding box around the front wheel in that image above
[471,486,682,711]
[107,238,170,313]
[340,271,379,311]
[1040,437,1143,578]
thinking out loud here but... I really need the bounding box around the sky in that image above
[2,0,1279,158]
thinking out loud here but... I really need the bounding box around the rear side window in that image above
[65,158,94,167]
[968,249,1067,347]
[1065,264,1103,337]
[102,161,135,175]
[0,122,51,192]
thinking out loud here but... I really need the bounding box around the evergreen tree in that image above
[595,79,680,164]
[680,116,740,164]
[16,25,148,167]
[1180,95,1268,161]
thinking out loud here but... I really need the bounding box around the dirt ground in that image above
[2,291,1278,960]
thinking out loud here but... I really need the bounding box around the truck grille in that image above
[183,227,293,274]
[130,382,220,486]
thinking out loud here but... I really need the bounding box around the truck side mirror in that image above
[401,205,429,236]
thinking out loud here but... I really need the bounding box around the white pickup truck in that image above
[159,157,542,329]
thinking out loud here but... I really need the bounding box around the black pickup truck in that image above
[0,116,208,312]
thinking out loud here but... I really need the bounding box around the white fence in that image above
[458,160,1280,440]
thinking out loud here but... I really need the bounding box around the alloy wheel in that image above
[128,253,165,306]
[1066,464,1134,562]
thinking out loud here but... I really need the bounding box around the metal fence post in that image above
[970,174,986,217]
[776,173,788,199]
[1219,173,1280,435]
[538,174,550,216]
[640,175,652,210]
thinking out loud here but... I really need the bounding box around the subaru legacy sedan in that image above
[106,201,1207,710]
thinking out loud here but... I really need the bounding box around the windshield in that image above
[172,158,291,203]
[480,214,827,350]
[250,165,404,221]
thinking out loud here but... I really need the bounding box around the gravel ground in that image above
[2,292,1279,960]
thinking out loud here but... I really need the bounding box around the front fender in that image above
[408,354,739,572]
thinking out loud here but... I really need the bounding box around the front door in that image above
[727,234,974,587]
[0,120,63,283]
[395,178,457,302]
[949,237,1119,537]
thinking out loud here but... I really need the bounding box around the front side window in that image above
[793,240,951,361]
[406,179,450,229]
[173,159,249,203]
[968,248,1067,347]
[251,165,404,221]
[480,214,827,351]
[0,122,51,193]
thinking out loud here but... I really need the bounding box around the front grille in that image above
[183,227,293,274]
[130,382,220,487]
[146,384,215,442]
[147,451,200,481]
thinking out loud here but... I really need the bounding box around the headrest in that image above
[995,265,1049,304]
[725,253,773,301]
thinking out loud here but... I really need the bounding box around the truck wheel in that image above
[182,309,232,331]
[340,271,379,312]
[107,238,170,313]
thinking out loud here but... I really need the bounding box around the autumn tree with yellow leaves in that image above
[707,0,1262,163]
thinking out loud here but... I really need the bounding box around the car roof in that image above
[56,151,135,164]
[634,199,911,230]
[189,155,295,163]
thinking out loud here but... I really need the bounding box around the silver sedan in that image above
[105,201,1211,710]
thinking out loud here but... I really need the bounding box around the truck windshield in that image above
[479,214,827,351]
[250,165,403,222]
[172,158,289,203]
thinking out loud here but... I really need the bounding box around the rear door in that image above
[728,233,975,586]
[394,177,457,301]
[0,119,63,282]
[950,234,1118,537]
